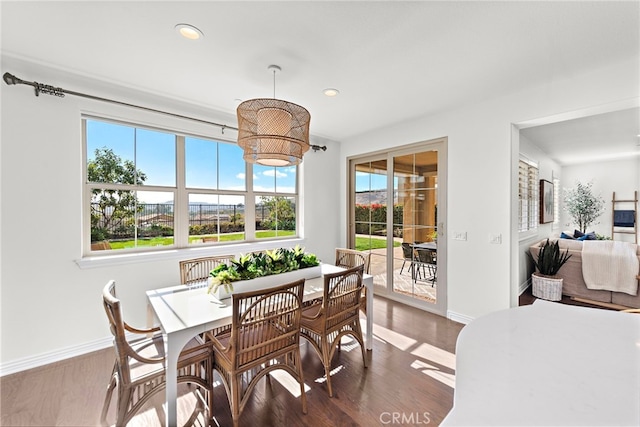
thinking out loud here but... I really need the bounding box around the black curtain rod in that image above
[2,71,237,133]
[2,72,328,152]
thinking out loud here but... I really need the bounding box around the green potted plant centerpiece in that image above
[528,238,572,301]
[208,245,321,299]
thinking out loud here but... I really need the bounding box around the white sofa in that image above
[529,238,640,308]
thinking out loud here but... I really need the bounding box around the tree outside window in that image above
[88,148,146,242]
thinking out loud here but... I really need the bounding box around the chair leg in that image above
[400,260,406,274]
[411,261,422,282]
[230,374,241,427]
[355,325,368,369]
[116,387,132,427]
[207,363,215,425]
[321,337,334,398]
[100,372,117,426]
[295,351,308,414]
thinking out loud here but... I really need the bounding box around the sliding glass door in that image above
[352,158,389,293]
[349,139,446,314]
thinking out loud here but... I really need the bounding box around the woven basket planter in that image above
[531,273,563,301]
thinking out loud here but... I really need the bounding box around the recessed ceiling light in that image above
[323,88,340,97]
[175,23,204,40]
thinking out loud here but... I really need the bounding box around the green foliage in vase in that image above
[230,253,259,280]
[300,253,320,268]
[207,246,321,295]
[529,239,572,276]
[207,264,240,295]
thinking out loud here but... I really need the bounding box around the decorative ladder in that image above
[611,190,638,244]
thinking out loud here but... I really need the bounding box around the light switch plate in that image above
[453,231,467,241]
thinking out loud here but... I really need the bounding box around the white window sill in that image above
[75,238,307,269]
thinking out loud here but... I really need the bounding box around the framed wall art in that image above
[540,179,554,224]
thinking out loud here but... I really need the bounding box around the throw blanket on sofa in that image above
[582,241,639,295]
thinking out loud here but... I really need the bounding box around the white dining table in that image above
[441,299,640,426]
[146,263,374,427]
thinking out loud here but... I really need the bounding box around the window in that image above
[553,177,560,229]
[518,158,539,232]
[84,117,299,253]
[253,163,297,239]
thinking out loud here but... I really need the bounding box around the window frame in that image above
[518,157,539,236]
[82,115,301,257]
[552,177,560,229]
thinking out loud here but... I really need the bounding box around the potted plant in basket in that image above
[528,239,572,301]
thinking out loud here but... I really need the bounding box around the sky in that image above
[355,171,388,193]
[86,119,296,203]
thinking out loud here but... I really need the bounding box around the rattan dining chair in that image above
[335,248,371,273]
[300,264,367,397]
[101,280,214,427]
[335,248,371,313]
[179,255,234,286]
[207,279,308,427]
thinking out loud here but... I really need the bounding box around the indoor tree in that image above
[563,181,605,233]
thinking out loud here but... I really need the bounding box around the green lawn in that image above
[106,230,296,249]
[355,236,400,251]
[106,232,388,251]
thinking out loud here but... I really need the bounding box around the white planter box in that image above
[209,265,323,300]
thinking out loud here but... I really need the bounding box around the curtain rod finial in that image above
[3,72,19,86]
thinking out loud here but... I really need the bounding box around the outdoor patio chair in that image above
[207,279,308,427]
[101,280,213,427]
[300,264,367,397]
[91,241,112,251]
[399,242,418,277]
[415,248,437,286]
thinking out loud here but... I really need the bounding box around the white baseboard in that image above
[519,278,531,296]
[447,310,474,325]
[0,336,113,377]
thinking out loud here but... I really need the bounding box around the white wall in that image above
[561,157,640,242]
[339,57,639,322]
[0,57,341,372]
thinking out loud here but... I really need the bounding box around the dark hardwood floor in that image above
[519,285,619,311]
[0,296,464,427]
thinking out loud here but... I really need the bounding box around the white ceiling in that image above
[1,1,639,146]
[521,107,640,166]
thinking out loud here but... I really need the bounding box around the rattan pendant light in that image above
[237,65,311,167]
